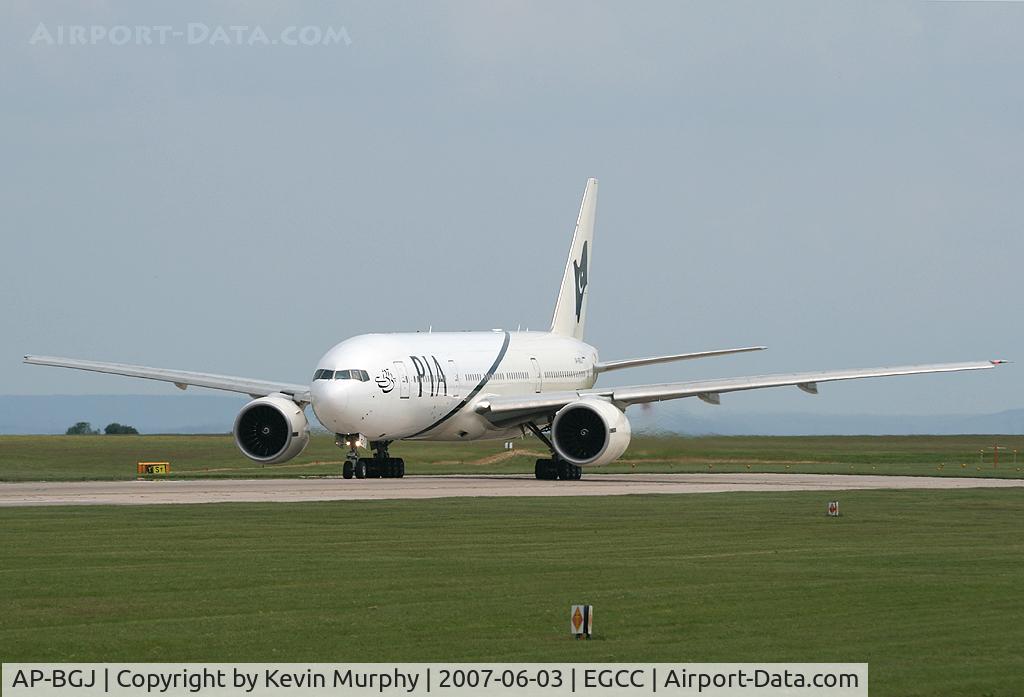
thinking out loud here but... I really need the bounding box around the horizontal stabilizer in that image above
[594,346,766,374]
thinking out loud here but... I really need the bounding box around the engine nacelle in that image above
[551,398,631,467]
[233,394,310,464]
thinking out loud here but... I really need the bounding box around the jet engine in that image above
[551,398,631,467]
[233,394,310,464]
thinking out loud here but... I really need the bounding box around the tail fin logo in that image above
[573,241,588,323]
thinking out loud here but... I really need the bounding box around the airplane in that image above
[25,178,1006,481]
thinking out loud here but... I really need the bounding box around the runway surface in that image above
[0,473,1022,507]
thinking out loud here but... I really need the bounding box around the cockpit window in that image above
[333,369,370,382]
[315,368,371,381]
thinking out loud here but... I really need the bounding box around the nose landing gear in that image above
[336,436,404,479]
[342,451,362,479]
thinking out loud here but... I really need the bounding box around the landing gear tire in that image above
[384,459,404,478]
[361,457,406,478]
[354,460,367,479]
[360,458,383,478]
[342,461,354,479]
[535,459,559,480]
[557,461,582,481]
[366,441,404,479]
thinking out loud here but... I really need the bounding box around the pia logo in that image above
[375,369,396,393]
[573,241,588,322]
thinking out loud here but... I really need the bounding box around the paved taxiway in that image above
[0,473,1021,506]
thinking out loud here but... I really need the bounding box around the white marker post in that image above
[570,605,593,639]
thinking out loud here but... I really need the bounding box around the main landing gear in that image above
[534,458,582,481]
[525,422,582,481]
[340,438,405,480]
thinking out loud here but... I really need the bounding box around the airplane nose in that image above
[310,380,350,432]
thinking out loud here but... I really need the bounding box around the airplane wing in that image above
[593,346,766,373]
[23,355,311,403]
[475,360,1006,426]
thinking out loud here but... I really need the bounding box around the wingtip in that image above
[990,359,1010,366]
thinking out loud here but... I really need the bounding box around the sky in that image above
[2,1,1021,422]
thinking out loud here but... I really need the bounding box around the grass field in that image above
[1,489,1021,696]
[1,434,1022,480]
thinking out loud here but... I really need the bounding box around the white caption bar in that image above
[2,664,868,697]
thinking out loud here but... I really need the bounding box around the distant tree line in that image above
[65,422,139,435]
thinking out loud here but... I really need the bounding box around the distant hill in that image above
[1,395,1021,436]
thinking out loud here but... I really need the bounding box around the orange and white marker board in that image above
[827,500,840,517]
[137,462,170,475]
[570,605,593,638]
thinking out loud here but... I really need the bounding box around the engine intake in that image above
[233,394,310,464]
[551,398,631,467]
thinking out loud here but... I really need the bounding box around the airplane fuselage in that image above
[310,330,598,442]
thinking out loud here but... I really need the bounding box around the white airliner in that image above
[25,179,1005,480]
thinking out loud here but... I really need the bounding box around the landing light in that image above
[335,433,367,450]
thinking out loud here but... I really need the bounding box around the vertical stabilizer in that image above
[550,178,598,340]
